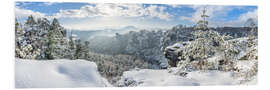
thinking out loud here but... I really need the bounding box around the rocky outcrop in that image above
[164,42,189,67]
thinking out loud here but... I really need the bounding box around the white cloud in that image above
[223,9,258,27]
[179,16,190,21]
[14,3,174,30]
[15,3,257,29]
[168,4,182,8]
[54,3,172,20]
[15,7,46,19]
[61,17,131,30]
[60,16,175,30]
[42,2,57,6]
[146,5,172,20]
[238,9,258,23]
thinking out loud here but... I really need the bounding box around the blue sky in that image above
[15,2,258,30]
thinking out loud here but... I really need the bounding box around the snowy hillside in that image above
[117,68,257,87]
[15,59,111,88]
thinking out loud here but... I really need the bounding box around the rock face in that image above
[164,42,188,67]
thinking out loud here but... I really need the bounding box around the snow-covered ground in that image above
[15,59,111,88]
[16,58,256,88]
[118,68,257,86]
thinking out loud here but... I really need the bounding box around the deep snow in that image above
[15,59,111,88]
[118,68,257,86]
[16,58,256,88]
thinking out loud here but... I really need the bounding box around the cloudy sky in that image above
[15,2,258,30]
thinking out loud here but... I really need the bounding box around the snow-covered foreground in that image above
[16,58,256,88]
[15,59,111,88]
[118,68,257,86]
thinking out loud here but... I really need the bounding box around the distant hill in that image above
[67,25,138,41]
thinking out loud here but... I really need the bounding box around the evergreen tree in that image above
[45,18,68,59]
[69,35,75,49]
[51,18,61,29]
[68,32,76,59]
[16,15,42,59]
[74,39,83,59]
[25,15,36,26]
[168,8,244,71]
[15,18,20,57]
[188,7,212,61]
[37,18,51,31]
[15,18,21,45]
[16,15,70,60]
[15,18,19,34]
[195,7,209,31]
[35,18,51,59]
[246,18,257,47]
[83,41,90,58]
[46,29,56,60]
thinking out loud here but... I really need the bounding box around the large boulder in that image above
[164,42,188,67]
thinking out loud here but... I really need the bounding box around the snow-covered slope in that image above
[15,59,111,88]
[118,68,257,86]
[15,58,256,88]
[117,69,199,86]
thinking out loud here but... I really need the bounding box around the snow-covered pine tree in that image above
[195,7,209,31]
[16,15,70,60]
[83,41,90,59]
[174,7,239,71]
[182,7,212,62]
[15,15,41,59]
[46,18,68,59]
[25,15,36,26]
[15,18,19,36]
[15,18,22,58]
[246,18,257,48]
[74,39,83,59]
[46,29,56,59]
[67,31,76,59]
[35,18,51,59]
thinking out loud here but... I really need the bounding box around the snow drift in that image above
[15,59,111,88]
[117,68,257,87]
[15,58,256,88]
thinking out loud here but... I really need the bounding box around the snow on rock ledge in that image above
[15,59,111,88]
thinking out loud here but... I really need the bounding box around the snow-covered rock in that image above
[164,42,189,67]
[15,59,111,88]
